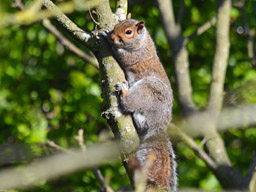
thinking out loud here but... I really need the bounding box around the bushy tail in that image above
[135,135,177,191]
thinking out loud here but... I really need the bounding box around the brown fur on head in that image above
[110,19,145,50]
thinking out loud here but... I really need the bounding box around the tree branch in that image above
[184,16,216,44]
[178,130,217,169]
[115,0,128,21]
[177,125,253,190]
[75,129,114,192]
[168,104,256,141]
[246,153,256,187]
[0,141,119,190]
[41,19,99,68]
[92,1,139,186]
[14,0,99,68]
[42,0,139,187]
[42,0,92,44]
[207,0,231,114]
[249,166,256,192]
[46,140,74,154]
[155,0,196,115]
[203,0,232,170]
[238,1,256,68]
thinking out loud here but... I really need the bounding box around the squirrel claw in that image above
[115,81,128,97]
[100,29,112,37]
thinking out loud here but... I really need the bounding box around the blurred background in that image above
[0,0,256,191]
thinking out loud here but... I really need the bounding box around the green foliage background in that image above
[0,0,256,191]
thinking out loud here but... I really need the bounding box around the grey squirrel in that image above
[109,17,177,191]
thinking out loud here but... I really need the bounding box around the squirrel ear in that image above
[136,21,145,34]
[127,13,132,19]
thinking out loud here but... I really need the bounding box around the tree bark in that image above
[44,0,139,186]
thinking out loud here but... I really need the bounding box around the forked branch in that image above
[42,0,91,43]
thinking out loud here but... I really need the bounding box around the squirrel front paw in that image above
[115,81,129,98]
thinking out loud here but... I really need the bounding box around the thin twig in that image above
[14,0,99,68]
[75,129,114,192]
[88,7,99,26]
[13,0,24,10]
[184,16,216,44]
[41,19,99,68]
[92,168,114,192]
[75,129,86,152]
[42,0,92,43]
[178,131,217,169]
[200,137,207,147]
[46,140,74,154]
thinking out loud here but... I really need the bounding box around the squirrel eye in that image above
[125,30,133,35]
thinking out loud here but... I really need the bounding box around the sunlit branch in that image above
[155,0,196,115]
[46,140,74,154]
[115,0,128,21]
[1,1,73,29]
[168,104,256,139]
[42,0,91,43]
[13,0,99,69]
[41,19,99,68]
[207,0,231,114]
[0,141,119,190]
[184,16,216,44]
[75,129,114,192]
[178,130,217,169]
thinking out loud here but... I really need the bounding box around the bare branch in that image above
[155,0,178,38]
[92,1,140,186]
[184,16,216,44]
[14,0,99,68]
[42,0,91,43]
[74,129,114,192]
[42,19,99,68]
[13,0,24,10]
[75,129,87,152]
[178,131,217,169]
[250,167,256,192]
[155,0,196,115]
[203,0,232,168]
[92,168,114,192]
[207,0,231,114]
[0,142,119,190]
[46,140,74,154]
[2,1,76,29]
[239,1,256,68]
[177,126,253,189]
[168,104,256,141]
[115,0,128,21]
[246,153,256,187]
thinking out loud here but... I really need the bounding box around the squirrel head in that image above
[110,19,145,51]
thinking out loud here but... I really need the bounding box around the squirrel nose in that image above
[110,33,120,43]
